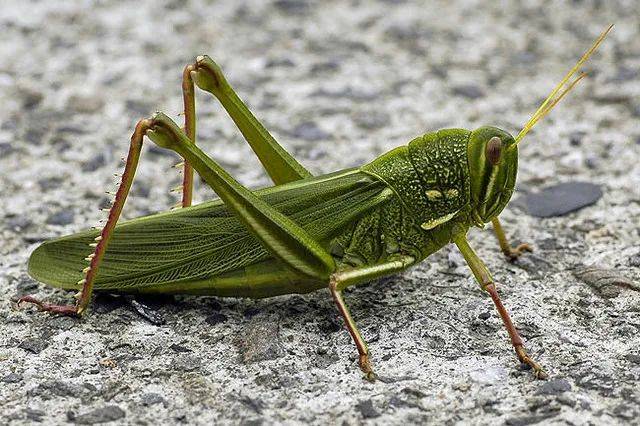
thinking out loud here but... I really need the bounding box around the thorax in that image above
[331,129,475,267]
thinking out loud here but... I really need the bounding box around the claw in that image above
[359,353,377,382]
[515,345,548,380]
[506,243,533,261]
[16,296,79,317]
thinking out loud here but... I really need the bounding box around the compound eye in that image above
[486,136,502,166]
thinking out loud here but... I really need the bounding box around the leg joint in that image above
[191,55,228,93]
[328,273,339,292]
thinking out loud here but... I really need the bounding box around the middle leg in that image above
[491,217,532,260]
[329,256,415,381]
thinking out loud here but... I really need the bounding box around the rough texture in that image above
[1,1,639,425]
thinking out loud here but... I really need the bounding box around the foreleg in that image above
[454,235,547,379]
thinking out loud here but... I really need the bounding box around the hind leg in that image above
[19,120,154,316]
[188,55,312,185]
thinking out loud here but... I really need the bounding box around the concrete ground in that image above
[1,1,639,424]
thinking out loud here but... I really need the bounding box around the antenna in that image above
[513,24,613,146]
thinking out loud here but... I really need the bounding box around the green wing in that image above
[28,169,391,291]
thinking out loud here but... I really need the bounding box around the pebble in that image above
[66,93,104,114]
[128,298,166,326]
[25,408,45,422]
[522,182,603,218]
[205,312,228,325]
[2,373,23,383]
[81,153,107,172]
[290,121,330,141]
[171,354,202,372]
[68,406,125,425]
[46,210,75,226]
[573,267,638,298]
[356,400,380,419]
[141,392,165,407]
[478,311,491,320]
[470,365,508,385]
[21,87,44,110]
[537,379,571,395]
[0,142,14,156]
[237,317,284,363]
[452,84,485,99]
[19,338,49,354]
[352,110,390,130]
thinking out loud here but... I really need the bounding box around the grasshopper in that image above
[18,26,612,381]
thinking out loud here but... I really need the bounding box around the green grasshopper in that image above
[18,26,612,381]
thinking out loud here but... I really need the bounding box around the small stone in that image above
[19,338,49,354]
[356,400,380,419]
[46,210,75,226]
[15,277,39,295]
[318,315,342,333]
[68,406,125,424]
[452,84,485,99]
[569,131,585,146]
[2,373,22,383]
[290,121,330,141]
[612,403,636,420]
[125,99,153,116]
[81,153,106,172]
[453,382,471,392]
[239,395,265,413]
[628,252,640,267]
[0,142,14,156]
[25,408,45,422]
[237,317,284,363]
[205,312,228,325]
[521,182,602,218]
[352,111,389,130]
[6,215,32,232]
[167,343,191,355]
[66,93,104,114]
[21,87,44,109]
[38,177,63,191]
[624,354,640,365]
[470,365,507,384]
[573,267,638,298]
[310,60,340,73]
[556,395,576,407]
[141,392,165,406]
[265,57,295,68]
[128,298,166,325]
[478,311,491,320]
[537,378,571,395]
[273,0,309,14]
[243,307,261,318]
[171,354,202,372]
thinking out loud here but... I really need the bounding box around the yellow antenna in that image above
[514,24,613,146]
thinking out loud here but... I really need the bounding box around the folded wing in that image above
[28,169,390,291]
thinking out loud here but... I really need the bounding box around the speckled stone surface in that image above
[1,1,639,425]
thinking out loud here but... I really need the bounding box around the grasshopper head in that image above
[468,127,517,225]
[468,25,612,226]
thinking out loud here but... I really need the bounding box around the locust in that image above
[17,26,612,381]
